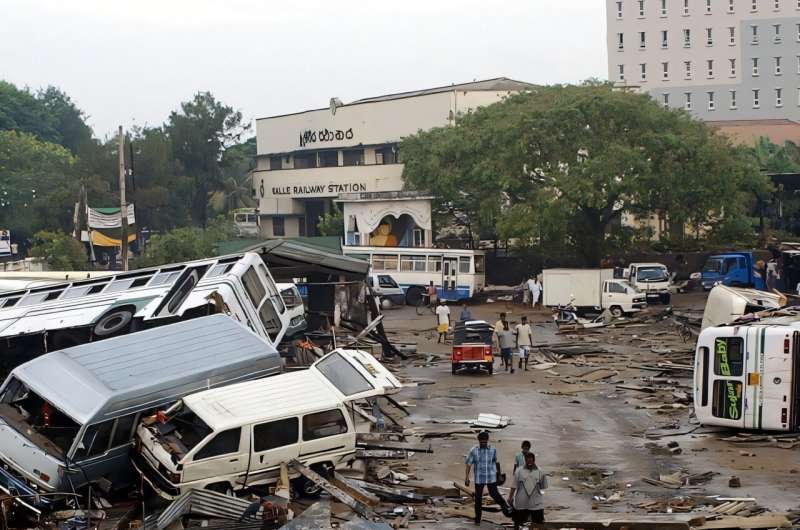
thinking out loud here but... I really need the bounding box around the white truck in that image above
[625,262,671,304]
[543,268,646,317]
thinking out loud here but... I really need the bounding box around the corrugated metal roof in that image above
[14,315,277,424]
[186,369,341,431]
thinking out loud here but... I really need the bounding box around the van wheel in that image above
[609,306,624,318]
[206,482,234,497]
[94,309,134,337]
[405,287,422,306]
[293,476,322,498]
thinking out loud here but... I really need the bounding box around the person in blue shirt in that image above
[465,431,512,524]
[459,303,474,322]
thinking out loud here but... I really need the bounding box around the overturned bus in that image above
[0,315,282,512]
[694,314,800,431]
[0,252,289,374]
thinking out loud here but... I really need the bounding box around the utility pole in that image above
[118,126,129,271]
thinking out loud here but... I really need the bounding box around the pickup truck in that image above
[700,252,766,291]
[543,268,647,317]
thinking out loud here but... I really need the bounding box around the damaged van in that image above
[134,349,401,499]
[0,315,282,513]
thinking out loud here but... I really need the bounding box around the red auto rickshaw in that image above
[451,320,494,375]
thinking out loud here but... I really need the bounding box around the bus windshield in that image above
[0,377,81,457]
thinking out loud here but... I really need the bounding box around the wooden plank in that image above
[355,440,432,453]
[529,513,702,529]
[697,513,792,529]
[330,472,380,506]
[288,460,374,519]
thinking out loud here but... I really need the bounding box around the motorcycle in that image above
[553,297,579,327]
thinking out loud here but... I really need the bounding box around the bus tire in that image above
[405,286,422,306]
[94,308,134,337]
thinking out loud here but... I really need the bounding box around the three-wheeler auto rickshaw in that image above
[451,320,494,375]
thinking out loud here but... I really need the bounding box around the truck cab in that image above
[367,274,405,306]
[602,279,647,317]
[626,263,671,304]
[701,252,765,291]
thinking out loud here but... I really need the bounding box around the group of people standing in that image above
[493,312,534,373]
[465,431,548,527]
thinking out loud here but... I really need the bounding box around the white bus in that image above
[0,252,289,373]
[694,318,799,431]
[342,246,485,305]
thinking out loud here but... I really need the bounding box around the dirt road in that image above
[380,294,800,522]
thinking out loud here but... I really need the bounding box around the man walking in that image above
[465,431,512,524]
[427,281,438,307]
[460,303,474,322]
[526,276,542,309]
[508,452,548,529]
[513,440,533,472]
[496,321,515,373]
[515,316,533,371]
[435,300,450,344]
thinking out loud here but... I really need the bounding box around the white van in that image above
[134,349,401,498]
[277,283,307,338]
[367,274,405,306]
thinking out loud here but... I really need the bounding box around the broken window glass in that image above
[0,377,81,456]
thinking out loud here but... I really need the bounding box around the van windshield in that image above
[315,352,374,397]
[0,377,81,457]
[150,405,212,460]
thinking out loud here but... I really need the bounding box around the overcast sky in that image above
[1,0,607,139]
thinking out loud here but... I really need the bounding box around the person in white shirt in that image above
[435,300,451,344]
[515,316,534,371]
[526,277,541,309]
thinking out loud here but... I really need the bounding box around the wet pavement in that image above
[380,293,800,525]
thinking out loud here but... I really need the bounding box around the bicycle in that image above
[416,294,437,315]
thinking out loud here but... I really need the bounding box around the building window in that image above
[272,216,285,237]
[685,92,693,110]
[640,63,647,80]
[412,229,424,247]
[707,0,713,11]
[776,87,784,106]
[796,23,800,41]
[774,24,783,41]
[684,28,691,46]
[796,55,800,73]
[775,56,782,74]
[269,156,282,170]
[662,29,668,47]
[683,0,690,13]
[729,0,735,11]
[751,0,758,10]
[618,64,625,80]
[685,60,693,78]
[618,32,624,49]
[342,149,364,166]
[707,28,713,45]
[707,59,715,77]
[729,26,736,44]
[639,0,645,16]
[752,57,760,75]
[617,0,623,17]
[293,152,316,169]
[775,0,780,8]
[662,62,669,78]
[639,31,646,48]
[375,145,396,164]
[751,24,759,43]
[708,91,716,110]
[753,88,760,107]
[661,0,667,14]
[730,58,737,75]
[662,93,670,108]
[730,89,738,108]
[317,150,338,168]
[797,87,800,106]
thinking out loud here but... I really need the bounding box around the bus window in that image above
[427,256,442,273]
[372,255,398,271]
[242,267,267,308]
[713,337,744,376]
[712,380,743,420]
[459,257,471,274]
[474,255,485,274]
[700,347,710,406]
[400,255,426,272]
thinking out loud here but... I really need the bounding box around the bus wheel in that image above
[405,287,422,306]
[94,309,134,337]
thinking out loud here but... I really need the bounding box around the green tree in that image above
[0,81,60,144]
[317,206,344,237]
[136,217,236,267]
[401,83,770,265]
[0,130,77,245]
[166,92,250,227]
[36,86,94,155]
[29,230,87,270]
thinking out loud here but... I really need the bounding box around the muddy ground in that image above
[378,292,800,525]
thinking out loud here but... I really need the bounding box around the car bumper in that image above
[0,463,54,512]
[632,303,647,309]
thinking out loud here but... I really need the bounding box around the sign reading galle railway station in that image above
[271,182,368,196]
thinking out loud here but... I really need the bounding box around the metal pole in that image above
[118,126,129,271]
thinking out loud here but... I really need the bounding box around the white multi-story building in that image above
[607,0,800,141]
[251,78,530,241]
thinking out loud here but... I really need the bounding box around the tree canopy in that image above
[401,83,771,265]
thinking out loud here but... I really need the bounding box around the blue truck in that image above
[700,251,766,291]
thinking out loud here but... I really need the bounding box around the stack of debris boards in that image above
[720,432,800,450]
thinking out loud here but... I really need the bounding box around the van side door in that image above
[299,408,354,464]
[245,417,300,487]
[181,427,249,488]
